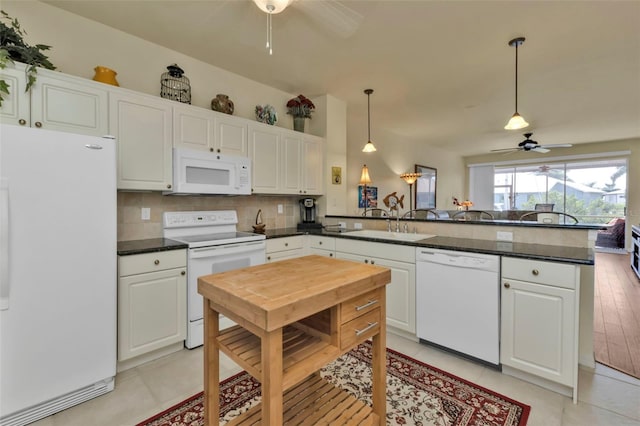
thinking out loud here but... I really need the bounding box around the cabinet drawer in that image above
[266,236,304,253]
[341,289,382,324]
[119,250,186,276]
[502,257,577,289]
[309,236,335,251]
[340,308,381,351]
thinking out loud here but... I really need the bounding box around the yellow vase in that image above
[93,66,119,86]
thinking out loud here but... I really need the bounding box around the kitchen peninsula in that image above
[197,255,391,425]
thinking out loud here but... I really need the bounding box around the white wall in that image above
[346,117,465,215]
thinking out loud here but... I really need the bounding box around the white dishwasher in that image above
[416,247,500,366]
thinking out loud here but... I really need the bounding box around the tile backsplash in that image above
[117,192,304,241]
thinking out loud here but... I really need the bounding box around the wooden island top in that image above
[198,254,391,332]
[198,255,392,425]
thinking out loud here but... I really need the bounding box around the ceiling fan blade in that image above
[490,147,521,152]
[531,147,550,154]
[294,0,364,38]
[539,144,573,149]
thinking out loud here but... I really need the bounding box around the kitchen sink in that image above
[344,229,436,242]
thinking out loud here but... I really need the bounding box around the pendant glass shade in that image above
[504,37,529,130]
[252,0,291,14]
[362,89,377,152]
[400,172,421,185]
[362,141,377,153]
[504,112,529,130]
[359,165,372,185]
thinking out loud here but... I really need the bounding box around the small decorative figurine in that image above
[160,64,191,104]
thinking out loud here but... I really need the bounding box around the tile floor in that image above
[32,333,640,426]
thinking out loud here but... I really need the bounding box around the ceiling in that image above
[44,0,640,157]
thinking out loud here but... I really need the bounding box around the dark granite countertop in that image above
[325,215,605,230]
[117,238,188,256]
[262,227,594,265]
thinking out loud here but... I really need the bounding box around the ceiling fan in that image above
[491,133,573,154]
[252,0,363,54]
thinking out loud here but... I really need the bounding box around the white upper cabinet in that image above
[249,123,325,195]
[110,89,173,191]
[173,104,248,157]
[249,123,280,194]
[302,135,324,195]
[215,113,248,157]
[1,63,109,137]
[281,133,303,194]
[173,104,215,152]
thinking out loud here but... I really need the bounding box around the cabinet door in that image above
[302,135,324,195]
[308,248,335,258]
[249,124,280,193]
[110,91,173,190]
[30,74,109,137]
[501,278,576,386]
[173,104,215,151]
[0,66,30,126]
[336,252,414,333]
[371,257,415,333]
[281,134,303,194]
[215,113,248,156]
[118,268,187,361]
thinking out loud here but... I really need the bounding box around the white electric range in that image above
[163,210,266,348]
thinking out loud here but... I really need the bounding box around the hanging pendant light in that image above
[362,89,377,152]
[253,0,292,55]
[504,37,529,130]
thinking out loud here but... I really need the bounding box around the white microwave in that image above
[168,148,251,195]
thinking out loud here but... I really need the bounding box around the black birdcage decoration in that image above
[160,64,191,104]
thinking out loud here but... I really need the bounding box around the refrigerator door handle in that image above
[0,177,9,310]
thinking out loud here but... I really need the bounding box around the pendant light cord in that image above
[514,42,519,113]
[367,92,371,141]
[266,4,274,55]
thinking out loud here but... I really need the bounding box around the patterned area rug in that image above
[137,341,530,425]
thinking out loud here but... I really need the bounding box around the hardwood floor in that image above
[594,252,640,379]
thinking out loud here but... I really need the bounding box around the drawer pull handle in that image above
[355,299,378,311]
[285,243,289,247]
[181,271,186,275]
[504,283,510,289]
[532,269,539,276]
[154,259,160,265]
[355,322,378,336]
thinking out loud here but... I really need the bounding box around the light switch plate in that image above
[277,204,283,214]
[354,222,363,229]
[141,207,151,221]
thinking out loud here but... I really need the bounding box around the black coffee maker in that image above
[297,198,322,230]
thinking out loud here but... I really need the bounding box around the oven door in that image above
[187,240,266,323]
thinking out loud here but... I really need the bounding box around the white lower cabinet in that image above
[118,250,187,366]
[307,235,335,258]
[266,236,305,262]
[335,239,415,334]
[501,257,580,402]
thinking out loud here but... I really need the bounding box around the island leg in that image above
[371,289,387,423]
[203,299,220,425]
[261,328,283,425]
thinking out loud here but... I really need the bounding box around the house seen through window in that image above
[493,159,627,224]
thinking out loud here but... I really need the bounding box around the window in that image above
[493,159,627,224]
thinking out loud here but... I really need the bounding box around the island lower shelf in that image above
[226,372,379,426]
[218,322,343,391]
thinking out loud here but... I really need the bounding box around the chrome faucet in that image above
[396,215,400,232]
[386,219,392,232]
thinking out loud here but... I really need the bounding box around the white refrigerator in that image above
[0,125,117,426]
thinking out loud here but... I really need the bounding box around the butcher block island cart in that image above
[198,255,392,425]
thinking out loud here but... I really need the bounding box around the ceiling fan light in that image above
[504,112,529,130]
[362,140,377,152]
[253,0,292,14]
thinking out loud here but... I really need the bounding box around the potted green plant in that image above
[0,10,55,107]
